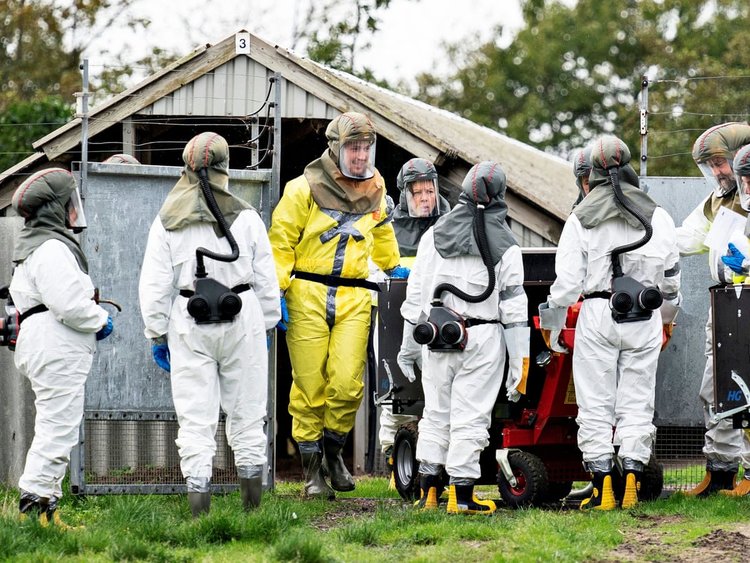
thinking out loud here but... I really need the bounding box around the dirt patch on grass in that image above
[602,517,750,562]
[311,497,398,531]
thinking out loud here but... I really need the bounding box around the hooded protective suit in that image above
[542,136,680,474]
[269,113,400,449]
[378,159,450,456]
[677,123,750,488]
[139,133,280,491]
[10,168,109,506]
[401,161,528,487]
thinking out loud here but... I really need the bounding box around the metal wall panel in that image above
[0,217,36,487]
[642,177,713,426]
[80,162,270,411]
[146,58,336,119]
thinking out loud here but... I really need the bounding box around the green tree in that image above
[293,0,404,84]
[0,0,152,110]
[0,0,174,169]
[416,0,750,176]
[0,97,72,171]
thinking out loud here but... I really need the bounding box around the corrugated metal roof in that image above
[0,29,576,223]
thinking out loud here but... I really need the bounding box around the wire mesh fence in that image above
[654,425,708,492]
[74,413,238,494]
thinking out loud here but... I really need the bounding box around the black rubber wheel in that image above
[393,422,420,501]
[640,456,664,501]
[497,450,549,508]
[542,480,574,503]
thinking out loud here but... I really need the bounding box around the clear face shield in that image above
[738,174,750,211]
[65,186,87,232]
[405,178,439,218]
[698,155,737,197]
[339,139,376,180]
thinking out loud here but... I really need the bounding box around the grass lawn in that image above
[2,476,750,562]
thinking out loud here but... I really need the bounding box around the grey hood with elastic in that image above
[573,136,657,230]
[12,168,88,272]
[432,161,517,266]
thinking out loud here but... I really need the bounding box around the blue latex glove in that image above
[276,295,289,331]
[388,265,411,279]
[721,243,748,274]
[96,316,113,341]
[152,342,171,373]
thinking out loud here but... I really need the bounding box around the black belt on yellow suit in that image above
[292,270,381,292]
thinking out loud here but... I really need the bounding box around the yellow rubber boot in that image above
[40,509,82,530]
[385,449,396,491]
[719,476,750,497]
[446,484,496,515]
[620,471,641,509]
[414,474,442,510]
[580,472,616,511]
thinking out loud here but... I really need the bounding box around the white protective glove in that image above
[659,292,681,325]
[396,321,422,383]
[538,301,569,354]
[503,325,530,402]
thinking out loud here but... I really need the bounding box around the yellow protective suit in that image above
[270,175,400,442]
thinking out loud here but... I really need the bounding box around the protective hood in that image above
[692,122,750,163]
[571,146,592,208]
[692,122,750,198]
[159,132,253,235]
[104,154,140,164]
[12,168,88,272]
[392,158,450,256]
[304,152,384,214]
[433,161,517,266]
[573,136,657,230]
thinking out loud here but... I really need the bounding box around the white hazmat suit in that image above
[399,161,528,515]
[140,212,280,479]
[13,240,108,499]
[139,133,280,508]
[402,233,527,479]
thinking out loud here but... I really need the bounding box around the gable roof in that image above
[1,30,576,236]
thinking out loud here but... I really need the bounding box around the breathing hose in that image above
[431,204,496,304]
[608,168,652,278]
[194,168,240,277]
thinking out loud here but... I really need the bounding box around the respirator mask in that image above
[0,286,18,350]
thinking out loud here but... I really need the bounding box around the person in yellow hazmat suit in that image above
[269,112,408,499]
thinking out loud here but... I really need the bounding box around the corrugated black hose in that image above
[609,168,653,278]
[194,168,240,278]
[431,205,496,304]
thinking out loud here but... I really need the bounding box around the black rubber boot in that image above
[414,474,443,510]
[579,472,616,511]
[301,450,335,499]
[19,492,48,524]
[240,477,263,510]
[322,430,355,492]
[684,469,737,497]
[188,492,211,518]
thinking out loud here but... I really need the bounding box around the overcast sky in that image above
[85,0,522,89]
